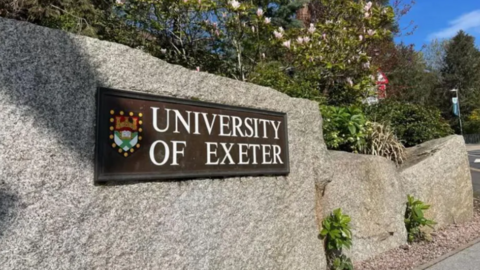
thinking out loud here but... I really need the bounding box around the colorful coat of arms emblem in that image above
[109,110,142,157]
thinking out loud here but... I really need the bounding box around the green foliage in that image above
[320,209,352,251]
[320,208,353,270]
[1,0,396,106]
[115,0,279,80]
[281,0,395,105]
[404,195,436,243]
[465,109,480,134]
[261,0,309,28]
[386,43,441,106]
[332,255,353,270]
[441,31,480,119]
[364,100,454,147]
[0,0,115,38]
[321,105,368,152]
[423,39,449,72]
[250,62,325,103]
[362,122,406,164]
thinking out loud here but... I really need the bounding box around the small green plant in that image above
[331,255,353,270]
[404,195,436,243]
[321,105,368,153]
[320,208,353,270]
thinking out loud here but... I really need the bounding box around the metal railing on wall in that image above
[464,134,480,144]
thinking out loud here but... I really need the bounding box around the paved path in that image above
[426,242,480,270]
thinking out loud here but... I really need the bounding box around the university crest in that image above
[109,110,143,157]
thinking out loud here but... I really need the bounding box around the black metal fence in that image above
[464,134,480,144]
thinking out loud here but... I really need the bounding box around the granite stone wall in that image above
[400,135,473,229]
[0,18,474,269]
[0,18,331,270]
[322,151,407,262]
[321,135,473,263]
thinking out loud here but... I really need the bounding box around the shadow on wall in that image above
[0,18,99,164]
[0,188,18,238]
[0,19,99,241]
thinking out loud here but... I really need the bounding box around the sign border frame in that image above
[94,87,290,184]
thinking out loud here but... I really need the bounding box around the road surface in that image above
[426,241,480,270]
[467,146,480,195]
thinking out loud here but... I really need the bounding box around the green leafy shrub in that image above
[250,62,325,103]
[404,195,436,243]
[464,109,480,134]
[363,122,406,165]
[320,208,353,270]
[321,105,368,153]
[364,101,453,147]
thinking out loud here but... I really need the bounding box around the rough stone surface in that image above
[0,18,330,270]
[321,151,408,262]
[400,135,474,229]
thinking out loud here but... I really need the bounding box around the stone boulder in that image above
[400,135,473,229]
[321,151,407,262]
[0,18,329,270]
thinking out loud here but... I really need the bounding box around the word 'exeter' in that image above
[149,107,284,166]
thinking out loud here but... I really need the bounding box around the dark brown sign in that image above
[94,87,289,183]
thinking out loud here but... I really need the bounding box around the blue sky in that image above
[394,0,480,50]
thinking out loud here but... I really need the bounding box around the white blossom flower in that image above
[273,30,283,39]
[261,53,266,59]
[322,33,327,40]
[364,1,372,12]
[346,77,354,87]
[303,36,310,43]
[363,61,371,69]
[257,8,263,17]
[264,17,271,24]
[297,37,304,44]
[116,0,125,4]
[364,12,370,18]
[283,40,291,49]
[326,20,333,24]
[160,48,167,54]
[278,27,284,32]
[308,23,316,34]
[230,0,240,10]
[359,35,363,41]
[251,26,255,32]
[367,29,376,36]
